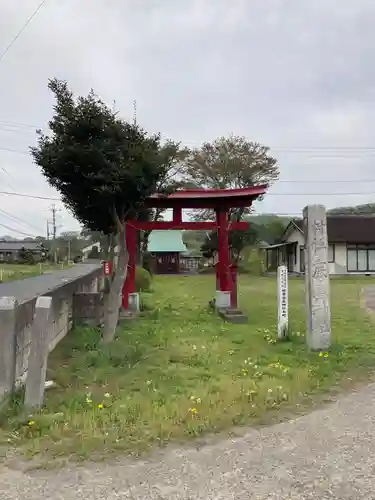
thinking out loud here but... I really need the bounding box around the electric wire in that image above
[0,1,47,63]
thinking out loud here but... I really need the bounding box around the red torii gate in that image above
[122,185,267,309]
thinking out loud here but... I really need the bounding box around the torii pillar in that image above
[216,207,231,294]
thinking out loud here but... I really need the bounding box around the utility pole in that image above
[51,204,57,241]
[46,221,50,241]
[133,99,137,125]
[50,204,61,264]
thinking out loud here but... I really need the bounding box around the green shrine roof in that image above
[148,230,188,253]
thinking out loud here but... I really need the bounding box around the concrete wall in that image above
[0,264,103,405]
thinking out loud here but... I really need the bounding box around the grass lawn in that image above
[0,263,67,283]
[2,274,375,460]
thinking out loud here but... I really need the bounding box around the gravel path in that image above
[1,381,375,499]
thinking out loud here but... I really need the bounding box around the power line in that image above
[0,168,17,192]
[0,119,39,129]
[0,125,36,136]
[0,190,59,201]
[0,208,44,233]
[0,146,29,155]
[277,179,375,183]
[258,191,375,196]
[0,0,47,63]
[6,144,375,157]
[0,222,36,238]
[2,187,375,202]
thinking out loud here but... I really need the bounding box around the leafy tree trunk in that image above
[101,226,128,343]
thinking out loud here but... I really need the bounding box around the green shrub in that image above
[142,251,154,276]
[239,248,264,275]
[134,266,152,292]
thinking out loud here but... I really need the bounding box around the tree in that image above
[139,141,190,257]
[249,215,288,244]
[201,223,260,263]
[57,231,85,261]
[18,246,35,265]
[183,135,279,220]
[31,78,170,342]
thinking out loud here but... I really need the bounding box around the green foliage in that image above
[183,135,279,220]
[30,78,169,235]
[142,251,154,275]
[201,223,260,261]
[329,203,375,215]
[182,230,206,254]
[249,215,289,244]
[139,140,190,254]
[134,266,152,292]
[238,248,265,275]
[17,247,35,265]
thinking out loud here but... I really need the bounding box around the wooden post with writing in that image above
[277,265,289,339]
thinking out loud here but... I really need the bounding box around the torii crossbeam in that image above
[122,185,267,309]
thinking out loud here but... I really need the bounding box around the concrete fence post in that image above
[0,297,17,403]
[24,296,53,410]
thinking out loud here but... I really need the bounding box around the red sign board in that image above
[103,261,112,276]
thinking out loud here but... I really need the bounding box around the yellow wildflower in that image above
[319,352,323,357]
[98,403,103,409]
[27,420,35,426]
[324,353,329,358]
[189,407,198,415]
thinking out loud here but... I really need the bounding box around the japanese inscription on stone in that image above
[277,265,288,339]
[303,205,331,350]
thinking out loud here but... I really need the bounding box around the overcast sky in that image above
[1,0,375,237]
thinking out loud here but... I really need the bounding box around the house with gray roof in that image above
[264,215,375,275]
[0,240,47,263]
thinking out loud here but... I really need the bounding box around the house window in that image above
[328,244,335,263]
[347,245,375,272]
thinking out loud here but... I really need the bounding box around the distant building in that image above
[81,242,101,261]
[0,240,46,263]
[264,215,375,275]
[148,230,200,274]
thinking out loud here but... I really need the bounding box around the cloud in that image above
[0,0,375,237]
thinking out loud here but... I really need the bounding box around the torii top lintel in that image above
[144,185,267,210]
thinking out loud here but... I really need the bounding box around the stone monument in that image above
[303,204,331,350]
[277,265,288,339]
